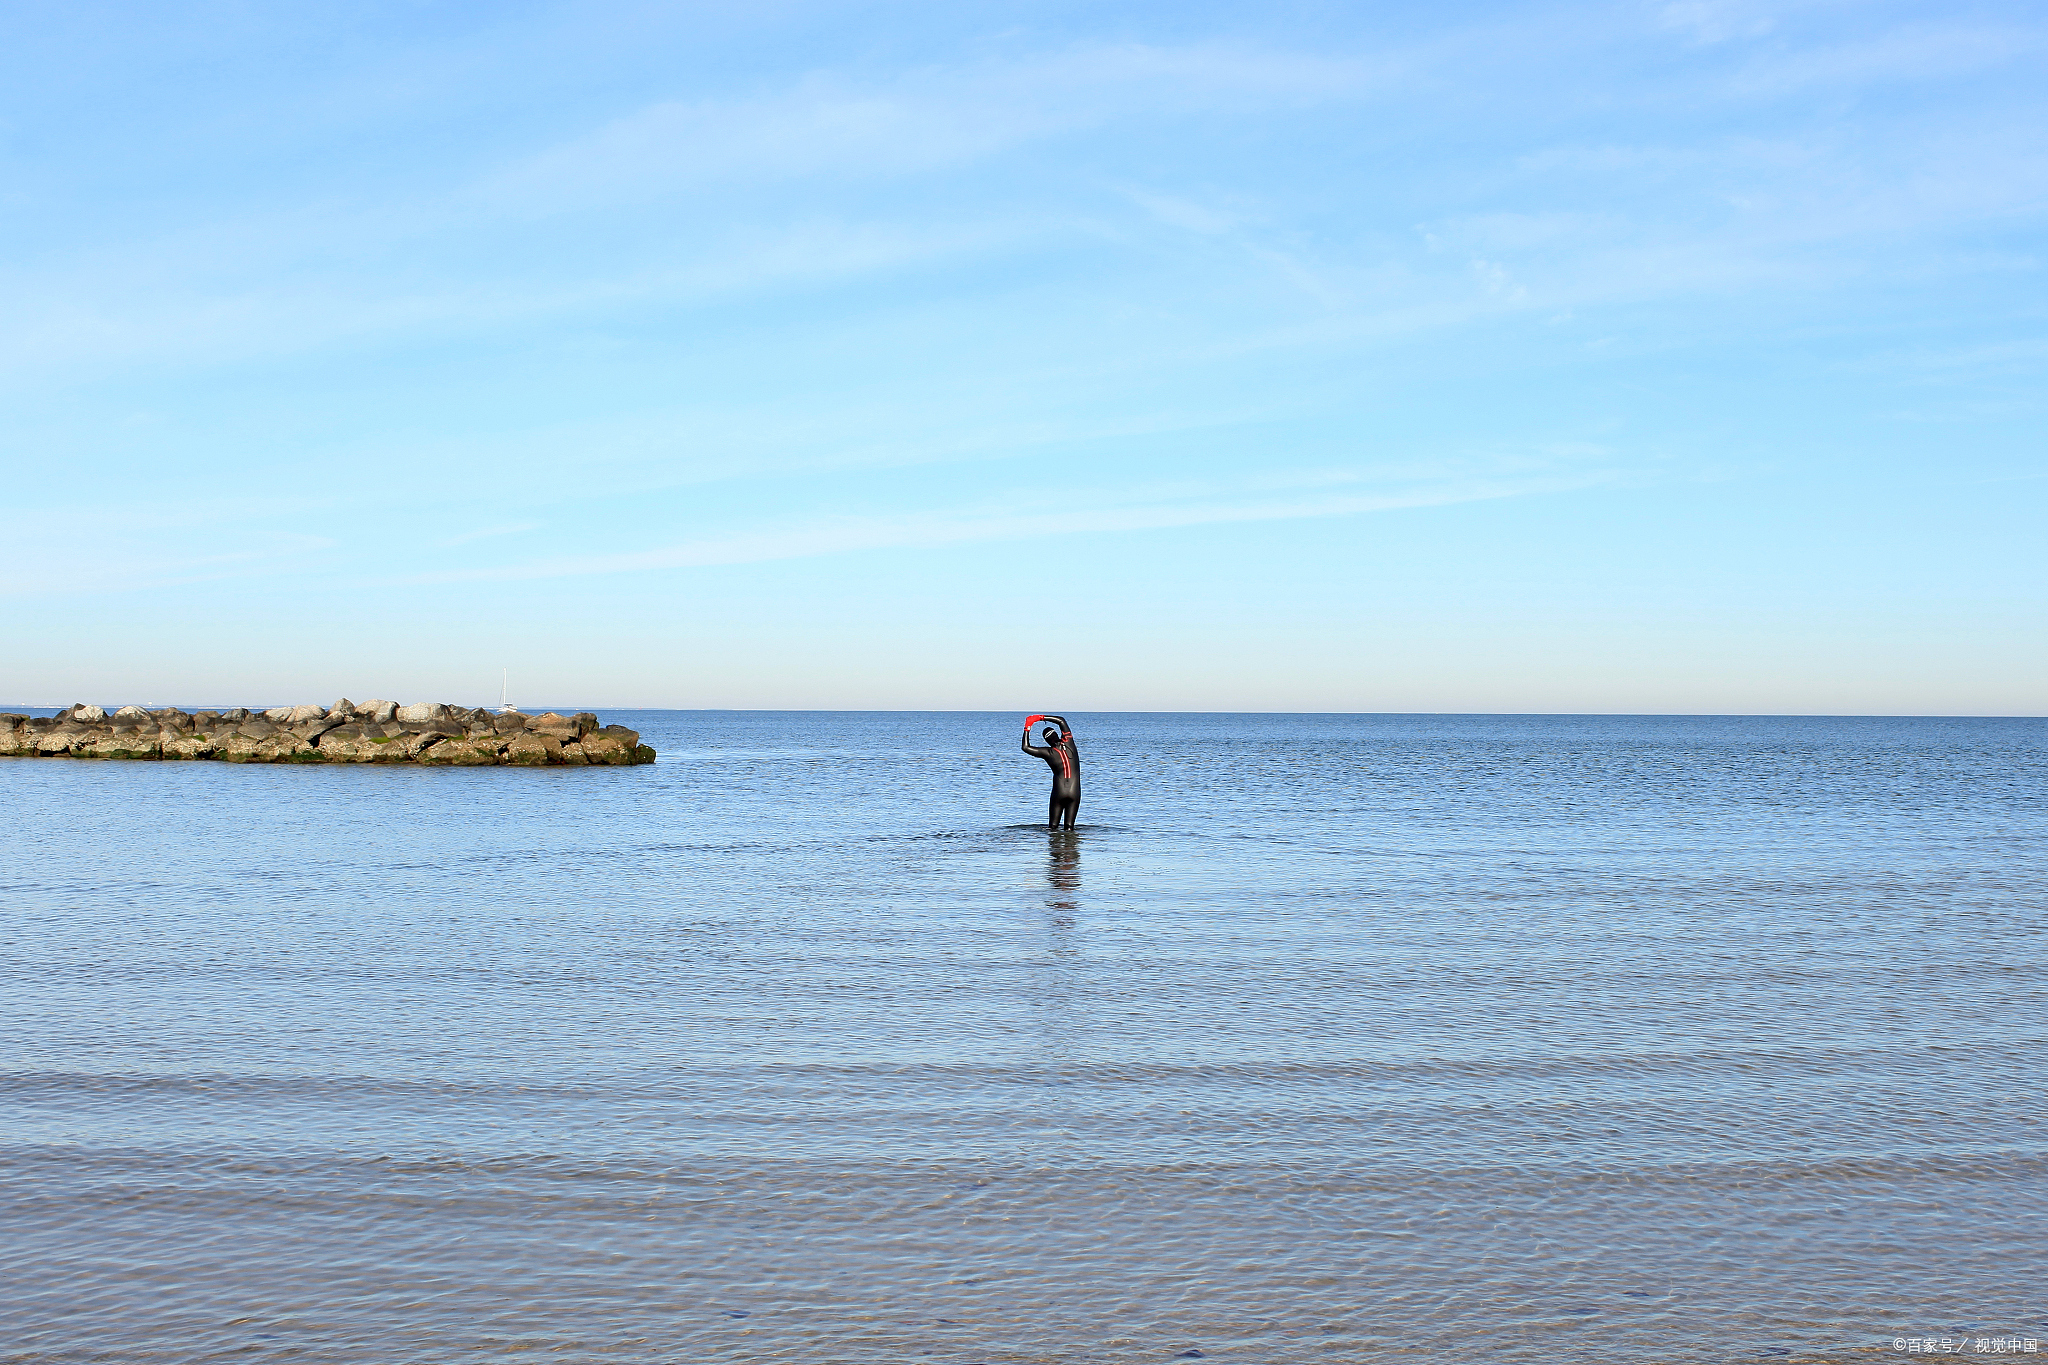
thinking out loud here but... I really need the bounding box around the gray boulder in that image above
[421,737,501,766]
[327,698,355,718]
[400,732,450,759]
[215,732,272,763]
[319,729,407,763]
[313,731,369,762]
[395,702,446,724]
[78,730,160,760]
[581,727,650,765]
[71,704,107,723]
[355,700,398,724]
[579,731,631,765]
[161,731,215,760]
[503,732,555,765]
[362,733,410,761]
[114,705,152,721]
[274,731,323,761]
[37,727,84,754]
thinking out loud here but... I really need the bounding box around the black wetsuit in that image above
[1022,715,1081,830]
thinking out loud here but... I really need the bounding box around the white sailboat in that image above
[498,669,520,715]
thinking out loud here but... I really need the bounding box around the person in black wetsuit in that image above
[1021,714,1080,830]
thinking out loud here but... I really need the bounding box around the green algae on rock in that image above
[0,700,655,766]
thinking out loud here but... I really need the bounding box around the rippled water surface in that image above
[2,711,2044,1363]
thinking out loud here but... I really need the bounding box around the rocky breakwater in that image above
[0,701,655,766]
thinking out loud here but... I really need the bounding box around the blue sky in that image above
[2,1,2043,712]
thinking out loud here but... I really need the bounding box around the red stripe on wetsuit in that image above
[1026,716,1073,780]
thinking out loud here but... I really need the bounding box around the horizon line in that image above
[3,704,2042,720]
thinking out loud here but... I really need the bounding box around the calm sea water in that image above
[2,711,2043,1364]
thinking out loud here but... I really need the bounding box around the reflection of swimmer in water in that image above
[1021,714,1080,830]
[1046,834,1080,911]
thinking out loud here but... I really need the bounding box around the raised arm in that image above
[1021,714,1050,757]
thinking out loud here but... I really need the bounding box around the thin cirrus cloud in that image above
[0,530,340,598]
[0,213,1049,377]
[1720,21,2044,96]
[1658,0,1783,45]
[8,20,2036,394]
[475,42,1400,212]
[5,46,1376,379]
[439,522,542,548]
[404,458,1614,585]
[9,45,1345,375]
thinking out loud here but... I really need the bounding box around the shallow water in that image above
[2,711,2043,1363]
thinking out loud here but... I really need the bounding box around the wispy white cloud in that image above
[0,37,1428,384]
[1658,0,1785,45]
[1726,22,2044,96]
[439,521,541,547]
[476,43,1397,213]
[4,13,2042,397]
[0,529,338,597]
[397,457,1615,585]
[1118,186,1246,236]
[0,214,1052,375]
